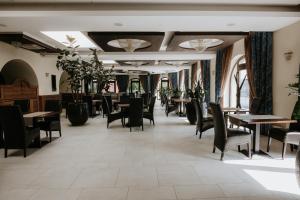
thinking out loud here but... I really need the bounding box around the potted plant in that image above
[56,36,113,126]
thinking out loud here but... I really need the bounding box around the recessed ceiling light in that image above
[0,24,7,27]
[41,31,97,48]
[227,23,236,27]
[114,22,123,27]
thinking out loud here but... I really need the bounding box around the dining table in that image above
[172,98,191,116]
[228,114,296,154]
[23,111,58,127]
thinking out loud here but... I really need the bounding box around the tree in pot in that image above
[56,36,113,126]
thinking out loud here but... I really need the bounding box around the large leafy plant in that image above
[56,36,113,103]
[187,80,206,102]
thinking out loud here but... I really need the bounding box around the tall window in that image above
[160,78,169,90]
[238,68,249,109]
[130,78,141,93]
[107,80,116,93]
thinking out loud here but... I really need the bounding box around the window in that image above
[160,78,169,90]
[106,80,117,93]
[129,79,141,93]
[238,68,249,109]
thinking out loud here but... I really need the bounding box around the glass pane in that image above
[239,69,249,109]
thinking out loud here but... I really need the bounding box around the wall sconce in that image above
[45,72,49,77]
[284,51,293,61]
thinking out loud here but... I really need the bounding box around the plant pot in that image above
[296,142,300,187]
[185,102,196,125]
[67,103,89,126]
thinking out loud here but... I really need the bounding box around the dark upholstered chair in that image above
[193,99,214,139]
[144,96,156,125]
[141,93,150,106]
[0,106,40,157]
[14,99,30,113]
[83,95,98,117]
[38,100,62,142]
[165,97,177,117]
[128,98,144,131]
[104,96,124,128]
[267,102,300,159]
[102,95,112,118]
[210,103,252,161]
[120,94,130,104]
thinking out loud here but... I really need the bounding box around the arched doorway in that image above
[1,59,38,87]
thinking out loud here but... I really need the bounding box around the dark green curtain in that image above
[184,69,189,90]
[250,32,273,115]
[169,72,178,89]
[116,75,129,93]
[150,74,160,94]
[139,75,149,92]
[215,50,223,102]
[201,60,211,104]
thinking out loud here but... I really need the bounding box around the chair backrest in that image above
[14,99,30,113]
[193,99,203,126]
[94,93,102,100]
[209,102,227,152]
[142,93,149,106]
[250,97,262,114]
[102,95,112,115]
[289,100,300,131]
[148,96,156,114]
[45,100,62,112]
[129,97,143,127]
[120,94,130,104]
[0,106,26,147]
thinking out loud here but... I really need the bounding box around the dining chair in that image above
[128,98,144,131]
[14,99,30,113]
[193,99,214,139]
[165,97,177,117]
[210,102,252,161]
[144,96,156,125]
[0,105,41,157]
[102,95,112,118]
[38,100,62,142]
[103,96,124,128]
[267,101,300,159]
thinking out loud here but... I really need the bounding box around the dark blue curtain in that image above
[150,74,160,94]
[251,32,273,115]
[201,60,211,104]
[184,69,189,90]
[169,72,178,89]
[116,75,129,93]
[139,75,149,93]
[215,50,223,102]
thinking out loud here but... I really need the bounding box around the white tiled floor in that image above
[0,104,299,200]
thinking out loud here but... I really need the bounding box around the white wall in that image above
[273,21,300,118]
[0,41,63,95]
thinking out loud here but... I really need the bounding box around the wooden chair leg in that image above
[23,148,27,158]
[195,129,198,135]
[4,148,7,158]
[267,137,271,152]
[153,119,155,125]
[49,131,52,142]
[238,145,241,152]
[220,152,224,161]
[282,142,287,159]
[213,146,216,153]
[59,130,62,137]
[199,131,203,139]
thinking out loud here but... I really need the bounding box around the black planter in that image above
[185,102,197,125]
[67,103,89,126]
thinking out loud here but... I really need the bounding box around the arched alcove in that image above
[1,59,38,87]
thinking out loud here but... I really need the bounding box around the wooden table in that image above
[223,107,249,113]
[24,111,58,127]
[172,98,191,116]
[118,103,129,108]
[228,114,296,153]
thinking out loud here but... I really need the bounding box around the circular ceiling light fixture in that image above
[107,39,151,52]
[179,39,224,52]
[165,61,190,66]
[124,61,149,66]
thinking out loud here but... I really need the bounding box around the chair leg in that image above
[267,137,271,152]
[199,131,203,139]
[49,131,52,142]
[247,143,251,159]
[213,146,216,153]
[23,147,27,158]
[4,148,7,158]
[59,130,62,137]
[130,127,132,132]
[238,145,241,152]
[290,144,294,152]
[153,119,155,125]
[282,142,287,160]
[195,129,198,135]
[220,152,224,161]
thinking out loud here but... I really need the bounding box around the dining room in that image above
[0,1,300,199]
